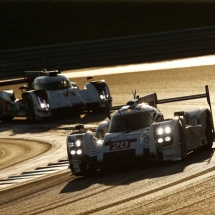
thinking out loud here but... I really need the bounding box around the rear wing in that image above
[110,85,212,115]
[0,70,60,89]
[0,78,26,86]
[24,70,60,90]
[157,85,212,114]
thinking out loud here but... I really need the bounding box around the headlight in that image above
[68,140,81,147]
[38,97,49,110]
[164,127,171,134]
[155,125,173,147]
[157,138,163,143]
[68,138,83,156]
[77,149,82,155]
[157,128,163,135]
[165,136,171,141]
[157,127,171,135]
[75,140,81,147]
[100,89,109,100]
[71,150,76,155]
[70,149,82,155]
[68,142,74,147]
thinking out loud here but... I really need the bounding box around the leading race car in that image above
[0,70,112,121]
[66,85,214,176]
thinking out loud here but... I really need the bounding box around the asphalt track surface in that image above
[1,59,215,214]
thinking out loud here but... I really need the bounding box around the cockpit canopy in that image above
[108,111,154,133]
[32,76,71,91]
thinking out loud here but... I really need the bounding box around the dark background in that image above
[1,0,215,50]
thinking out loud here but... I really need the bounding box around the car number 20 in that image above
[110,141,131,151]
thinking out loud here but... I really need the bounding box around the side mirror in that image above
[154,114,163,122]
[87,76,93,81]
[75,124,84,132]
[174,111,185,117]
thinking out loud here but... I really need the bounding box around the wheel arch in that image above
[95,120,109,139]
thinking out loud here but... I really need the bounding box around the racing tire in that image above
[71,161,97,177]
[88,107,106,115]
[70,162,94,177]
[26,95,36,122]
[72,107,80,118]
[178,120,186,159]
[205,114,214,149]
[0,115,14,121]
[0,110,14,121]
[72,163,87,177]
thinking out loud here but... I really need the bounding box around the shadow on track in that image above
[61,147,215,194]
[0,111,109,135]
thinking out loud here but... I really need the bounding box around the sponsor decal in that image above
[55,93,61,97]
[56,102,61,107]
[63,91,77,97]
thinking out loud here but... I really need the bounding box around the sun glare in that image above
[65,54,215,78]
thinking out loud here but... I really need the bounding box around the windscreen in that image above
[108,111,153,133]
[36,80,71,91]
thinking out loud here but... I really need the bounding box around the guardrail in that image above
[1,25,215,80]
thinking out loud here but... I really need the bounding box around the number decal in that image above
[110,141,131,151]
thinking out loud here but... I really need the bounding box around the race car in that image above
[0,70,112,121]
[66,85,214,176]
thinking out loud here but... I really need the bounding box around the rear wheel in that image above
[205,114,214,149]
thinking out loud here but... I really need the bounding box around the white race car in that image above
[66,85,214,176]
[0,70,112,121]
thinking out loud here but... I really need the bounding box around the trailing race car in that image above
[0,70,112,121]
[66,85,214,176]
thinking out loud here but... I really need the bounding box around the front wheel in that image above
[69,160,91,177]
[0,109,14,121]
[26,95,35,122]
[67,148,86,176]
[0,115,14,121]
